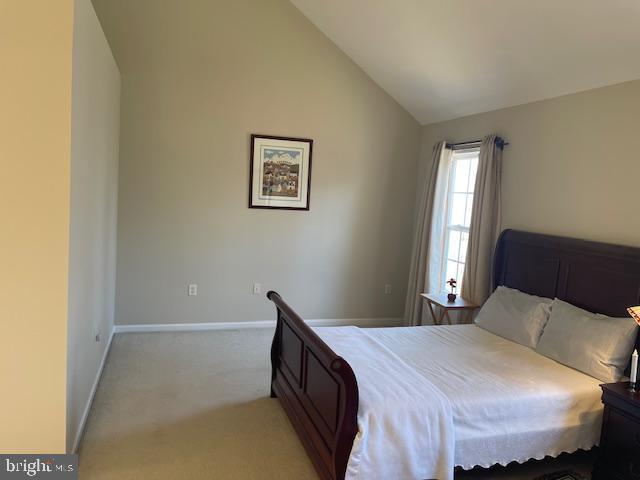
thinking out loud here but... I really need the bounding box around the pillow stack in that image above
[474,286,552,348]
[535,299,638,383]
[474,287,639,383]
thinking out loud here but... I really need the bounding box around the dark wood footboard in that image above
[267,291,358,480]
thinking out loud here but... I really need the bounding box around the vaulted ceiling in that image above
[290,0,640,124]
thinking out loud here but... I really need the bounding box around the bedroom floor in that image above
[79,329,596,479]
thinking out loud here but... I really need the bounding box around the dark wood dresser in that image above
[593,382,640,480]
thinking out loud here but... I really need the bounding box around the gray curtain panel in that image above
[404,141,448,326]
[461,134,503,306]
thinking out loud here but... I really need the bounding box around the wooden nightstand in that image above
[593,382,640,480]
[419,293,479,325]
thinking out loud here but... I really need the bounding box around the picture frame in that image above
[249,134,313,210]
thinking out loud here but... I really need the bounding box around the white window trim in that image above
[438,148,479,294]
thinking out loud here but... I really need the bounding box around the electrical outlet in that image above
[188,284,198,296]
[253,283,261,295]
[384,284,392,295]
[94,331,101,343]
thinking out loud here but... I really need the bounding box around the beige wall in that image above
[92,0,421,325]
[0,0,74,453]
[421,80,640,248]
[67,0,120,452]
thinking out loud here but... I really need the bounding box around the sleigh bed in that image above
[268,229,640,480]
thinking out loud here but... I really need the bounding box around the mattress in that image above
[363,324,603,469]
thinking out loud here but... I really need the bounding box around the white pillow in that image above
[536,299,639,383]
[474,286,552,348]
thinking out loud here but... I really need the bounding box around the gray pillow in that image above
[474,286,552,348]
[536,298,639,382]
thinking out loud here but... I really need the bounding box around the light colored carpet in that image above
[79,329,317,479]
[79,329,596,479]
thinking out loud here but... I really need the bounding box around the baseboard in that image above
[71,327,115,453]
[113,317,403,333]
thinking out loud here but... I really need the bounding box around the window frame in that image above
[438,147,480,294]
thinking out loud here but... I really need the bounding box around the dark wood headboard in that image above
[493,229,640,353]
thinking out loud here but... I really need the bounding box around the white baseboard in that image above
[113,317,403,333]
[72,327,115,453]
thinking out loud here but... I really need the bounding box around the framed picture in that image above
[249,134,313,210]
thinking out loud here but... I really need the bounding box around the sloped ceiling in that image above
[291,0,640,124]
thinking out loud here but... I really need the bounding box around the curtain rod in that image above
[447,137,509,151]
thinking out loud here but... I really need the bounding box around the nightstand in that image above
[419,293,479,325]
[593,382,640,480]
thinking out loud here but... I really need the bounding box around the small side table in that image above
[420,293,479,325]
[592,382,640,480]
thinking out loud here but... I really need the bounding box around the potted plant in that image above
[447,278,457,302]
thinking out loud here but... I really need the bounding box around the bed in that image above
[267,229,640,480]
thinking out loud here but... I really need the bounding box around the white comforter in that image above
[315,324,603,480]
[315,326,455,480]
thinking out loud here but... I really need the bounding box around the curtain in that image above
[404,142,452,326]
[461,134,503,305]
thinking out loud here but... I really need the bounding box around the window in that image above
[439,148,479,293]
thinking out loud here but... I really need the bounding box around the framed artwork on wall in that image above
[249,134,313,210]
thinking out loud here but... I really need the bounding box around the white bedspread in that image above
[315,324,603,479]
[314,326,455,480]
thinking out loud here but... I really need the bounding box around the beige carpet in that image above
[79,329,596,479]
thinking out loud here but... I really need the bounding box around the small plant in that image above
[447,278,457,302]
